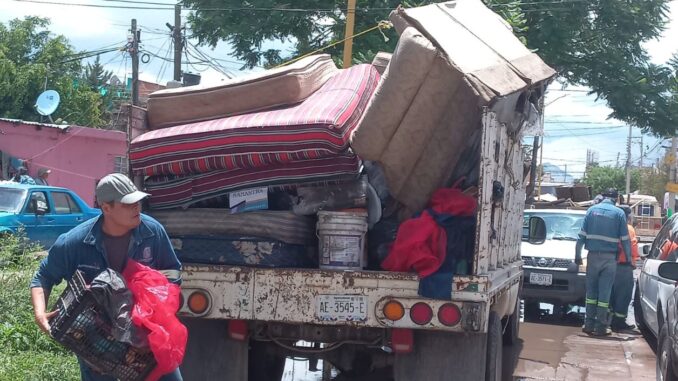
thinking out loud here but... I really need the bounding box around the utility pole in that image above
[526,136,540,204]
[625,124,632,201]
[173,4,182,82]
[342,0,357,68]
[131,19,139,106]
[639,135,644,168]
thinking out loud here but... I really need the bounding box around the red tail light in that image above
[391,328,413,354]
[438,303,462,326]
[228,319,248,341]
[410,302,433,325]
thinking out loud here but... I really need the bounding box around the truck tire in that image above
[502,298,520,346]
[248,341,285,381]
[393,329,486,380]
[485,312,503,381]
[180,318,248,381]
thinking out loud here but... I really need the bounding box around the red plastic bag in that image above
[382,187,476,276]
[122,260,187,381]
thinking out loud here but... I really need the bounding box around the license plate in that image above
[529,272,553,286]
[316,295,368,322]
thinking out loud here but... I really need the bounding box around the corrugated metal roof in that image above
[0,118,70,131]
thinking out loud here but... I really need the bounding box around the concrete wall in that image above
[0,120,127,206]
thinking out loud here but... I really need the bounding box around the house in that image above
[0,118,127,206]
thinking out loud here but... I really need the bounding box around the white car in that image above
[636,214,678,338]
[521,209,588,316]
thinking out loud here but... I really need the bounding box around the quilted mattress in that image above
[149,209,316,246]
[146,54,338,130]
[144,153,361,209]
[131,64,379,176]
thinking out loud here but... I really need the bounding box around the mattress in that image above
[131,64,379,176]
[170,235,317,268]
[146,54,338,130]
[148,209,316,246]
[144,153,361,209]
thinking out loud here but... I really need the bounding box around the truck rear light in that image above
[228,319,248,341]
[409,302,433,325]
[187,290,209,315]
[383,300,405,321]
[438,303,461,326]
[391,328,413,354]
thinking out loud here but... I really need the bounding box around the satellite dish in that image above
[35,90,61,117]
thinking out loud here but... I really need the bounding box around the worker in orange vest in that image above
[610,205,639,332]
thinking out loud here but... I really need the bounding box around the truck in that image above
[128,1,555,380]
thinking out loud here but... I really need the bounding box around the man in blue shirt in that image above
[576,188,632,336]
[29,173,183,380]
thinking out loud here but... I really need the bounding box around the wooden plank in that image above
[475,110,498,275]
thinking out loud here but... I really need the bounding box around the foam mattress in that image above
[131,64,379,177]
[146,54,338,130]
[144,153,361,209]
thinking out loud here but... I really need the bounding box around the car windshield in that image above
[524,212,585,241]
[0,187,27,213]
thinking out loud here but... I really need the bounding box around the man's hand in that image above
[34,310,57,334]
[575,256,583,266]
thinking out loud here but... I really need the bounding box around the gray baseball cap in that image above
[96,173,150,204]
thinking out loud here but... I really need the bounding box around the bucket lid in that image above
[317,209,368,217]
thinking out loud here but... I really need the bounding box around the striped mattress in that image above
[144,153,361,209]
[131,64,379,177]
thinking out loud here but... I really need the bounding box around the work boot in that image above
[611,322,636,332]
[582,326,594,335]
[592,327,612,337]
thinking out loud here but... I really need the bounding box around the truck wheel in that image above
[393,329,486,380]
[485,312,503,381]
[502,298,520,346]
[180,318,248,380]
[248,341,285,381]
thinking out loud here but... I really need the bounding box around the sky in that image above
[0,0,677,183]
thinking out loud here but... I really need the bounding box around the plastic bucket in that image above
[317,210,368,270]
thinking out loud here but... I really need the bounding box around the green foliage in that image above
[582,166,641,196]
[0,17,107,128]
[184,0,677,136]
[0,231,79,381]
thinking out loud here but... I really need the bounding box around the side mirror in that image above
[640,244,650,258]
[527,216,547,245]
[658,262,678,281]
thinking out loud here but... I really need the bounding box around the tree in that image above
[0,17,106,127]
[582,166,641,197]
[83,55,113,90]
[184,0,678,136]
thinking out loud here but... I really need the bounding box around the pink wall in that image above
[0,119,127,206]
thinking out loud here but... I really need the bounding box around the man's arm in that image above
[153,222,182,284]
[619,215,632,263]
[29,235,71,334]
[30,287,56,334]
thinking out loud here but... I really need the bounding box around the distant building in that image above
[0,118,127,206]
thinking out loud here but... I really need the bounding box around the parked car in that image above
[521,209,588,316]
[655,261,678,381]
[635,214,678,339]
[0,181,100,248]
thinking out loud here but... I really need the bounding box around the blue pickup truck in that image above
[0,182,100,248]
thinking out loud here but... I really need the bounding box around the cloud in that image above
[645,0,678,64]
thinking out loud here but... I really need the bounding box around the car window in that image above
[52,192,82,215]
[649,215,678,260]
[523,212,584,241]
[0,188,26,213]
[24,191,51,215]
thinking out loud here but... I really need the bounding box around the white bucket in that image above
[317,210,368,270]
